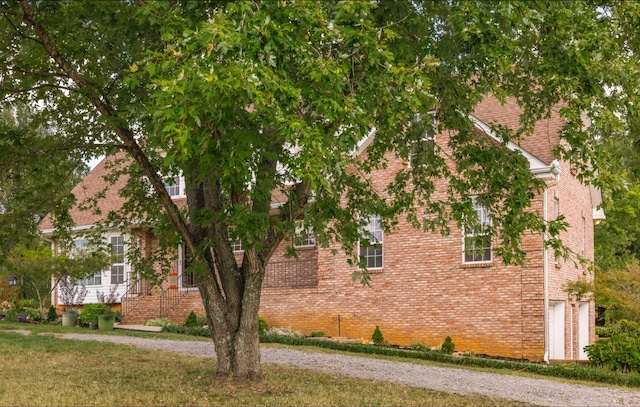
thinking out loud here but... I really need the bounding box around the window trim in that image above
[164,174,185,198]
[359,215,384,270]
[293,222,316,248]
[73,238,102,286]
[408,112,437,168]
[462,198,492,264]
[178,244,198,291]
[110,235,125,285]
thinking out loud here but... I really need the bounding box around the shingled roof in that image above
[472,96,563,165]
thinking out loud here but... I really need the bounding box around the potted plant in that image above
[58,277,87,327]
[97,306,115,330]
[96,286,119,331]
[79,303,104,329]
[61,308,79,327]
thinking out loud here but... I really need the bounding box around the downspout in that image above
[543,188,550,363]
[542,161,561,363]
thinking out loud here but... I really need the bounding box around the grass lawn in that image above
[0,322,533,407]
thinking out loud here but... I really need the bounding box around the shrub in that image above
[144,318,177,328]
[310,331,324,337]
[184,311,198,327]
[80,303,106,325]
[258,317,268,333]
[196,315,208,327]
[585,332,640,372]
[19,299,38,308]
[410,343,430,352]
[371,325,385,345]
[162,325,211,337]
[25,308,42,322]
[46,305,58,322]
[441,336,455,355]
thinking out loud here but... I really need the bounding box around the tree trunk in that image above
[198,259,264,382]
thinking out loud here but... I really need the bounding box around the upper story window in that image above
[230,238,243,252]
[359,215,383,269]
[294,222,316,248]
[409,113,437,168]
[463,198,492,263]
[164,175,181,197]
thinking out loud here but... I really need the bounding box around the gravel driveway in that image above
[61,333,640,407]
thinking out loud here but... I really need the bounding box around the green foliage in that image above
[161,325,211,337]
[371,326,385,346]
[183,311,198,327]
[310,331,324,338]
[259,334,640,387]
[19,299,38,308]
[196,315,208,327]
[596,320,640,338]
[46,305,58,322]
[144,318,177,328]
[79,304,106,325]
[441,336,455,355]
[595,185,640,272]
[410,343,430,352]
[585,332,640,373]
[4,0,640,378]
[595,264,640,323]
[25,307,41,322]
[563,278,594,302]
[258,317,268,334]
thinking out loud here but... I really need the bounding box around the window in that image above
[294,222,315,247]
[230,238,243,252]
[409,114,436,167]
[164,175,180,196]
[359,215,383,269]
[73,238,87,253]
[180,244,198,289]
[73,239,102,286]
[409,135,436,167]
[78,273,102,286]
[110,236,125,284]
[463,198,492,263]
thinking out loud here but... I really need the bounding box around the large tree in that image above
[0,105,85,256]
[0,1,635,380]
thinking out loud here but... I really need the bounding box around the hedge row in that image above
[159,327,640,387]
[259,334,640,387]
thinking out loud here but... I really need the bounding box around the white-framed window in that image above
[110,236,125,284]
[179,244,198,289]
[164,175,181,197]
[359,215,383,269]
[463,198,492,263]
[73,238,102,286]
[294,222,315,248]
[230,238,243,252]
[408,113,437,167]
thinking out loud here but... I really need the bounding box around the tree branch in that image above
[18,0,198,258]
[0,143,124,172]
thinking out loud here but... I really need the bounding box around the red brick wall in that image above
[257,151,595,362]
[119,140,595,362]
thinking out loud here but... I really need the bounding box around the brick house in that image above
[39,97,602,362]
